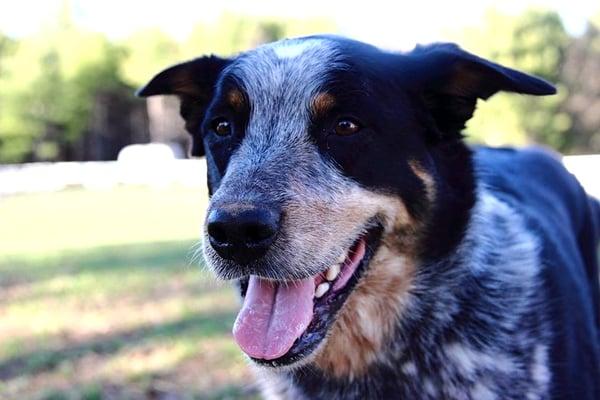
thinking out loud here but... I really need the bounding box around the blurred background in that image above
[1,1,599,399]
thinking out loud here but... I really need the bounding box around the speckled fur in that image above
[258,190,551,400]
[200,39,552,399]
[140,37,560,399]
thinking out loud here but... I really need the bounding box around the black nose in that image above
[206,205,280,264]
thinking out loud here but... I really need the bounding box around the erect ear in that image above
[136,55,231,156]
[405,43,556,138]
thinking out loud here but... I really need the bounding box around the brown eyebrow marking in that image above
[227,89,246,111]
[311,92,336,117]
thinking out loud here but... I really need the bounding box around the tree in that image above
[0,16,127,162]
[509,10,570,151]
[560,19,600,153]
[0,11,337,163]
[120,28,181,88]
[0,32,15,77]
[0,32,24,162]
[453,10,570,151]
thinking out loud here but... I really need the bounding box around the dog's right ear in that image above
[403,43,555,140]
[136,56,231,157]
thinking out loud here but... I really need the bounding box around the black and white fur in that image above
[138,36,600,399]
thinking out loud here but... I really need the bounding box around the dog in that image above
[138,36,600,399]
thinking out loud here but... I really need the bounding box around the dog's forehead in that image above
[271,38,326,59]
[227,38,344,111]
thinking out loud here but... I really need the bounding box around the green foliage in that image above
[0,20,126,162]
[123,13,336,87]
[560,17,600,153]
[457,9,571,150]
[0,13,336,163]
[2,6,598,162]
[509,10,571,151]
[0,32,16,76]
[120,28,181,88]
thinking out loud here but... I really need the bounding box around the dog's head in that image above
[139,36,554,374]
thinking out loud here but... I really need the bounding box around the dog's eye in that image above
[211,118,231,136]
[334,119,361,136]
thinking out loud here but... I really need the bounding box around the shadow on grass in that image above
[0,310,236,381]
[0,240,204,288]
[37,381,260,400]
[194,384,261,400]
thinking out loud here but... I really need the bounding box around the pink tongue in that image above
[232,276,314,360]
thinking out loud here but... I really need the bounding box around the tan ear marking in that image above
[311,92,336,117]
[227,89,246,111]
[408,159,436,203]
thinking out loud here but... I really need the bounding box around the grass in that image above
[0,186,257,399]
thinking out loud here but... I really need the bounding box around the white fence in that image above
[0,160,206,195]
[0,155,598,198]
[562,155,600,198]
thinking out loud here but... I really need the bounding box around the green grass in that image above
[0,186,207,256]
[0,186,256,399]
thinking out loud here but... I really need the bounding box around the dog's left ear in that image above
[137,56,231,156]
[404,43,556,138]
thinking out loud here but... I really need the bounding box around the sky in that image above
[1,0,598,50]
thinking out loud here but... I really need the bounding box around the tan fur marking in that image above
[313,244,416,378]
[276,181,421,378]
[310,92,336,117]
[227,89,246,111]
[279,181,416,282]
[408,159,436,203]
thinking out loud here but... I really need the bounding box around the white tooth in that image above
[315,282,330,298]
[337,252,347,264]
[326,264,341,281]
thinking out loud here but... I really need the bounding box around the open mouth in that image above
[232,223,383,367]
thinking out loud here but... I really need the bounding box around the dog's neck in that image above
[419,140,477,261]
[258,188,550,400]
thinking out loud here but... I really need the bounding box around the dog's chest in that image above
[274,344,549,400]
